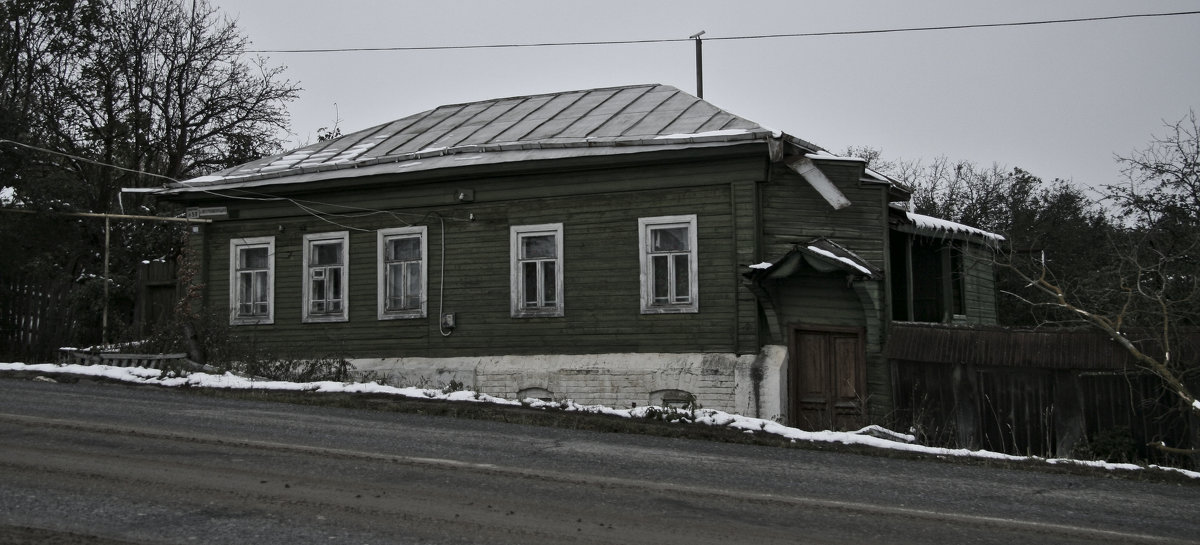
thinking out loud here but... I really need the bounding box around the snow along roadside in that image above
[3,361,1197,480]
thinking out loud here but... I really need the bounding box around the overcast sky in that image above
[209,0,1200,191]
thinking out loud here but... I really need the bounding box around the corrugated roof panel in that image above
[392,101,496,153]
[448,99,525,146]
[658,100,722,134]
[457,96,547,144]
[573,86,653,137]
[698,111,753,133]
[327,124,401,163]
[501,91,587,141]
[524,88,624,139]
[586,87,677,137]
[489,94,570,143]
[622,90,692,135]
[375,106,465,155]
[548,88,626,138]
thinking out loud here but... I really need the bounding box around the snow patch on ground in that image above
[3,361,1196,480]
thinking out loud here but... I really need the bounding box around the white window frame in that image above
[639,214,699,314]
[377,226,427,320]
[229,236,275,325]
[302,231,349,323]
[510,223,564,318]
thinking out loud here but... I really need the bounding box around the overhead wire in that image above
[244,10,1200,54]
[0,138,470,226]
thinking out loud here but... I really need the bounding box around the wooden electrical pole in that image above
[690,31,705,98]
[0,208,210,346]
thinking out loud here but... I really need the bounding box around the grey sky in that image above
[211,0,1200,191]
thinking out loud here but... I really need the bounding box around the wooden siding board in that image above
[204,168,749,359]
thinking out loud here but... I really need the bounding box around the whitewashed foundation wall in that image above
[349,345,787,419]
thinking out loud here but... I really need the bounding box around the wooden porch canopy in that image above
[745,237,882,281]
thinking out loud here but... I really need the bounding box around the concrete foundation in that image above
[349,344,786,418]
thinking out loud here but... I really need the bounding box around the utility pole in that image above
[690,31,705,98]
[0,208,211,347]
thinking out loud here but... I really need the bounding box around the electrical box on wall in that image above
[441,313,456,329]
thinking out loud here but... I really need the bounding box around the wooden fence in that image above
[0,280,79,362]
[889,323,1196,468]
[1,261,177,362]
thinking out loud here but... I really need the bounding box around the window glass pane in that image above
[238,272,253,313]
[651,227,688,252]
[253,271,268,304]
[523,261,539,305]
[389,237,420,261]
[329,268,342,300]
[311,275,326,302]
[673,254,690,302]
[521,235,556,259]
[405,262,421,309]
[312,241,342,265]
[543,261,556,304]
[240,247,268,269]
[386,262,404,310]
[652,255,669,303]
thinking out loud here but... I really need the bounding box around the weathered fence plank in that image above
[889,323,1196,468]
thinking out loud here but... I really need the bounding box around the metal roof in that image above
[164,84,811,195]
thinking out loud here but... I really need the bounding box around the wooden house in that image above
[153,84,1001,428]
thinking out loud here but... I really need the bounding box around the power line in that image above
[0,139,180,184]
[245,10,1200,54]
[0,137,470,226]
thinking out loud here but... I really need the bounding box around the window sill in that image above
[378,311,426,321]
[640,306,698,315]
[230,317,273,326]
[303,315,349,324]
[512,309,564,319]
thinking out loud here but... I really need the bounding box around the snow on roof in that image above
[906,211,1005,242]
[654,128,751,140]
[806,245,874,276]
[804,150,866,162]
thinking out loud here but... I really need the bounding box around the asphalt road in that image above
[1,376,1197,545]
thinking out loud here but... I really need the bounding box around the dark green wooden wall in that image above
[186,149,770,359]
[755,159,894,418]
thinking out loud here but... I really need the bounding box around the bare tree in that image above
[1001,112,1200,453]
[0,0,298,349]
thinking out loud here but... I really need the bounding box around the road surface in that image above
[1,376,1196,544]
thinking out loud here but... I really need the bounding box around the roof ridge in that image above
[434,83,667,110]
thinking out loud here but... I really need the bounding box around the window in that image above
[377,226,427,319]
[639,215,698,314]
[229,237,274,325]
[510,223,563,317]
[303,231,349,323]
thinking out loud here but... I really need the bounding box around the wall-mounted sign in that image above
[185,206,228,219]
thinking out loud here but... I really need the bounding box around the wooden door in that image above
[790,326,866,431]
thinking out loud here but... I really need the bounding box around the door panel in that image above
[791,327,866,431]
